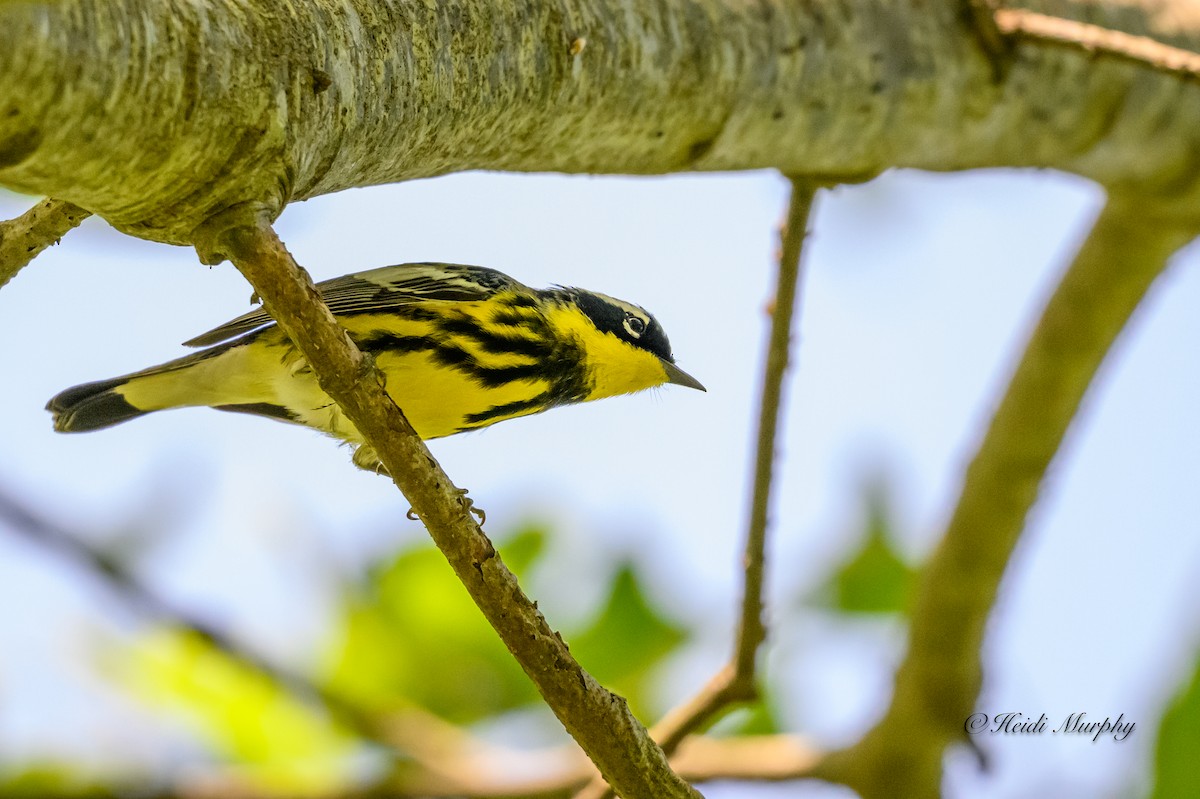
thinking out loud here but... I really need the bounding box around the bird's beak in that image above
[660,359,706,392]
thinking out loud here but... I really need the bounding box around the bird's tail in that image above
[47,347,245,433]
[47,374,152,432]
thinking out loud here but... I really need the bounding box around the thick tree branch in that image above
[0,198,90,287]
[198,209,699,799]
[3,1,1200,245]
[821,195,1200,798]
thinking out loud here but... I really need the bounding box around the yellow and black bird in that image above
[47,262,705,471]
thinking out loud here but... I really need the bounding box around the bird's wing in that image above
[183,263,527,347]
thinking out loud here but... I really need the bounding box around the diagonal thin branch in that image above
[572,177,820,799]
[820,194,1200,797]
[194,208,700,799]
[0,197,90,288]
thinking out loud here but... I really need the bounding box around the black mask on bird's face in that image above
[569,289,705,391]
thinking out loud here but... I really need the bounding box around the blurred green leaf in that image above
[1151,647,1200,799]
[728,697,782,736]
[0,763,118,798]
[324,526,547,723]
[569,564,688,715]
[107,629,355,794]
[710,694,783,737]
[818,480,915,615]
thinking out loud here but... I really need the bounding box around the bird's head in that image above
[550,288,705,400]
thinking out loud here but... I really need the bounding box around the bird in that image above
[47,262,705,472]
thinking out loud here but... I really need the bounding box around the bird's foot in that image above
[407,487,485,525]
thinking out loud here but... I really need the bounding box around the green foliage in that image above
[714,695,783,737]
[818,482,915,615]
[1151,645,1200,798]
[325,526,546,723]
[104,524,691,790]
[107,630,355,793]
[0,763,118,798]
[325,525,688,722]
[569,564,688,716]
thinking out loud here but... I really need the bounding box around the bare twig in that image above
[0,197,90,288]
[734,176,816,683]
[193,208,699,799]
[995,9,1200,80]
[961,3,1200,85]
[821,196,1200,797]
[572,177,819,799]
[673,734,823,784]
[388,734,825,798]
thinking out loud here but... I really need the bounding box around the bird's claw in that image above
[406,487,486,525]
[457,488,486,525]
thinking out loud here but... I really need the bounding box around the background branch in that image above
[0,197,89,287]
[823,194,1200,797]
[388,735,825,798]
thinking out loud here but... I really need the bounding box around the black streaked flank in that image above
[354,332,440,354]
[490,310,545,331]
[462,393,553,427]
[356,329,578,391]
[436,317,553,359]
[430,347,550,388]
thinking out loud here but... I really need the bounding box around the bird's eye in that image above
[623,315,646,338]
